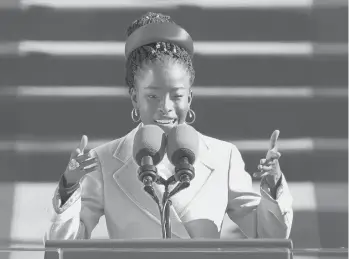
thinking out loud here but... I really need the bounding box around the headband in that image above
[125,22,194,59]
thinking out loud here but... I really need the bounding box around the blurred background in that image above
[0,0,347,255]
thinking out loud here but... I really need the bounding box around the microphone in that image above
[133,125,167,200]
[166,124,199,194]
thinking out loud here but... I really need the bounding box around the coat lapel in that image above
[112,125,216,239]
[112,125,190,238]
[170,133,216,219]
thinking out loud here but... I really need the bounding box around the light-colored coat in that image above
[46,126,293,240]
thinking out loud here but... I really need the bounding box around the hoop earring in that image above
[131,108,141,123]
[186,108,196,125]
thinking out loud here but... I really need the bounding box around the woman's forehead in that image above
[135,61,191,89]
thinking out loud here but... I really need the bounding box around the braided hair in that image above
[125,12,195,94]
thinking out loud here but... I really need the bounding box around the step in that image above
[1,3,347,42]
[17,0,318,9]
[0,54,347,86]
[0,96,15,138]
[311,5,348,43]
[11,97,348,139]
[8,86,348,99]
[0,8,312,42]
[0,0,346,9]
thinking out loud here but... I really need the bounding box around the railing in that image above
[0,247,347,259]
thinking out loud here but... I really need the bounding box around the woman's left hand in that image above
[253,130,282,187]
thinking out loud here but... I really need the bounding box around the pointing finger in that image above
[69,135,88,159]
[78,135,88,154]
[269,130,280,150]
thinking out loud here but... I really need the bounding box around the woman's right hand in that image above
[63,135,98,185]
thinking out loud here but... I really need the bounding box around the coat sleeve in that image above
[45,151,104,240]
[226,144,293,238]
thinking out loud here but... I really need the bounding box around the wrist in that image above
[265,173,282,189]
[262,174,282,200]
[63,172,79,187]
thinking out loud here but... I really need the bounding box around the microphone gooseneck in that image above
[166,124,199,197]
[138,156,157,185]
[132,125,166,218]
[133,124,166,189]
[132,125,170,238]
[132,124,199,239]
[137,155,160,204]
[174,156,195,183]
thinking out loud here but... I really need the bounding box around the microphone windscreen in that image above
[167,124,199,165]
[133,125,167,166]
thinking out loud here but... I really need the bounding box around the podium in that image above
[44,239,293,259]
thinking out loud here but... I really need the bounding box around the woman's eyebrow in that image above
[145,86,160,89]
[145,85,186,90]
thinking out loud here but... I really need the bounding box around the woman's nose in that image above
[159,96,173,114]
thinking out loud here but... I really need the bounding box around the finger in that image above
[78,135,88,154]
[258,164,273,171]
[266,159,277,166]
[253,171,265,178]
[75,152,93,163]
[260,172,270,178]
[269,130,280,150]
[266,149,281,161]
[84,165,98,174]
[258,165,273,171]
[254,170,273,178]
[69,135,88,159]
[260,158,267,165]
[79,158,98,168]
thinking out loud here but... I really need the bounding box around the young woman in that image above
[46,12,293,240]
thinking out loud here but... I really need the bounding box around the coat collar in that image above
[111,124,216,238]
[112,123,141,163]
[112,123,215,170]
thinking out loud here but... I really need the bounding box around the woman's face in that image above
[131,59,193,134]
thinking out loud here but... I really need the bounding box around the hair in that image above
[125,12,195,94]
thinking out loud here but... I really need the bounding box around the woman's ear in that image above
[130,87,138,107]
[188,89,193,106]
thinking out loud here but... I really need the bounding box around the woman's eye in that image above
[174,95,183,98]
[148,95,157,99]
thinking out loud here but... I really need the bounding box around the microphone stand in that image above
[156,176,175,239]
[162,184,172,239]
[139,158,194,239]
[157,174,192,239]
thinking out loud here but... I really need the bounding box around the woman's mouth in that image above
[154,119,177,125]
